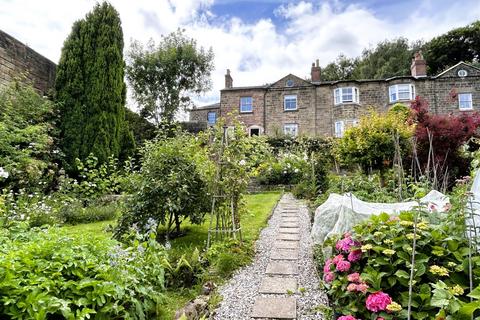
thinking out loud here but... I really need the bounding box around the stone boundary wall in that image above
[0,30,56,94]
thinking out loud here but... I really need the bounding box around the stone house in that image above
[190,53,480,137]
[0,29,56,95]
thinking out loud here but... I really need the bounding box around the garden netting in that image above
[311,190,450,244]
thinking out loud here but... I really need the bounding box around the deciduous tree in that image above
[126,30,214,125]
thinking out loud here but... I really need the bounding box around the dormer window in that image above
[389,84,415,103]
[334,87,359,105]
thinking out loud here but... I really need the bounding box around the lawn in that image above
[63,191,282,319]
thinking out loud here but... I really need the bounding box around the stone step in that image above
[266,261,298,275]
[277,233,300,241]
[279,227,300,234]
[275,240,299,249]
[282,218,299,224]
[271,248,299,260]
[251,297,297,319]
[280,222,299,228]
[258,276,297,294]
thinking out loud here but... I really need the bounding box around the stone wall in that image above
[0,30,56,95]
[220,88,266,132]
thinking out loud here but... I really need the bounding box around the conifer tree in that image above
[56,2,133,171]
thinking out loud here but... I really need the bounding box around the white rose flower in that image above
[239,160,246,166]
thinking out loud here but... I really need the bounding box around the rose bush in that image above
[321,210,480,319]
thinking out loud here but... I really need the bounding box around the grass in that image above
[63,191,282,319]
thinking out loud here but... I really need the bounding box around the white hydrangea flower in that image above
[0,167,9,179]
[239,159,246,166]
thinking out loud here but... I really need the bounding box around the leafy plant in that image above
[0,222,166,319]
[321,210,480,319]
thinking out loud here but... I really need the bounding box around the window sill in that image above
[334,102,361,106]
[240,111,253,114]
[459,108,474,111]
[284,109,298,112]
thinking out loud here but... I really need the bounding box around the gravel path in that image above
[213,193,328,320]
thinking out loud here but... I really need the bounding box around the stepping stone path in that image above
[213,193,327,320]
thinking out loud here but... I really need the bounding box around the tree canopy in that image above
[55,2,134,171]
[126,29,214,125]
[321,20,479,81]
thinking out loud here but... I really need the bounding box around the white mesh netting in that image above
[311,190,450,244]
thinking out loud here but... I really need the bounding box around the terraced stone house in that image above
[190,52,480,137]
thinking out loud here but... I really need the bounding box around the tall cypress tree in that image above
[56,2,133,171]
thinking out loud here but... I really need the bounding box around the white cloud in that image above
[1,0,479,114]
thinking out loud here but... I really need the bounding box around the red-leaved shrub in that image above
[410,96,480,186]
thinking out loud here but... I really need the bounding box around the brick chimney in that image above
[225,69,233,88]
[411,51,427,77]
[311,59,321,82]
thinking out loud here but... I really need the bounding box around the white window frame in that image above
[207,111,216,125]
[283,123,298,137]
[389,84,415,103]
[334,87,359,105]
[284,95,297,111]
[334,121,344,138]
[240,96,253,113]
[459,93,473,110]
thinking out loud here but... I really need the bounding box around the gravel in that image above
[212,193,328,320]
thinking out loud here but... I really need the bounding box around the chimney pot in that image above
[225,69,233,88]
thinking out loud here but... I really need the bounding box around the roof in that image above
[190,102,220,111]
[221,84,269,91]
[218,61,480,92]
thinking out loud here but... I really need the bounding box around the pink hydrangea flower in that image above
[347,272,361,283]
[348,249,362,262]
[347,283,357,292]
[336,237,353,252]
[377,318,385,320]
[323,258,333,273]
[366,291,392,312]
[324,272,335,283]
[356,282,369,293]
[332,254,344,264]
[336,260,351,272]
[338,316,357,320]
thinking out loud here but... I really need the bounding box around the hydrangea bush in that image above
[322,211,480,319]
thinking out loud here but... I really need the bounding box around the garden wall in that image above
[0,29,56,95]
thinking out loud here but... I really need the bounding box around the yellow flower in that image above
[386,301,402,312]
[400,220,414,227]
[374,231,383,237]
[383,239,394,245]
[361,244,373,252]
[447,262,457,268]
[450,285,464,296]
[432,250,444,256]
[406,233,417,240]
[429,265,449,276]
[417,221,429,230]
[383,249,396,256]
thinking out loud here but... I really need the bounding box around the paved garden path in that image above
[213,193,328,320]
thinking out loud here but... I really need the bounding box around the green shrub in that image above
[206,240,252,278]
[321,210,480,319]
[0,222,166,319]
[115,133,212,238]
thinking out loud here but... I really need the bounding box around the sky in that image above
[1,0,480,112]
